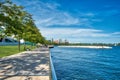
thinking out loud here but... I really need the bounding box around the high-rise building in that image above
[59,39,62,44]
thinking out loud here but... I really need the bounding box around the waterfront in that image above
[0,48,50,80]
[51,46,120,80]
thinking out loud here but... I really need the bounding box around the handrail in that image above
[50,52,57,80]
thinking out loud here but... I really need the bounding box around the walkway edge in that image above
[49,51,57,80]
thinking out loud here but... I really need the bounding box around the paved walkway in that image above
[0,47,50,80]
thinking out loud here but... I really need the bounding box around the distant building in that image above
[54,40,59,44]
[47,40,51,43]
[0,37,18,45]
[0,37,17,43]
[64,39,69,44]
[59,39,62,44]
[0,37,25,46]
[48,38,69,44]
[52,38,54,43]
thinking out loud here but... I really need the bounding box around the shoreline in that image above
[0,47,51,80]
[58,45,112,49]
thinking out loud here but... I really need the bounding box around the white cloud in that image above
[13,0,101,28]
[112,32,120,35]
[17,0,99,27]
[91,19,102,22]
[40,28,120,43]
[20,0,80,27]
[82,13,95,17]
[11,0,120,43]
[35,13,80,27]
[41,28,110,39]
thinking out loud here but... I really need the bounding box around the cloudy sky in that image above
[12,0,120,43]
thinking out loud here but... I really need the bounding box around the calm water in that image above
[50,46,120,80]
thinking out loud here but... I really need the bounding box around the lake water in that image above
[50,46,120,80]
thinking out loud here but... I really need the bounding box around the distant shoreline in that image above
[58,45,112,49]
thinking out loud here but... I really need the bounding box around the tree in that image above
[0,0,46,51]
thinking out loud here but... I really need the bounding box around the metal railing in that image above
[50,52,57,80]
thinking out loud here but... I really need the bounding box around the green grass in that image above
[0,45,36,58]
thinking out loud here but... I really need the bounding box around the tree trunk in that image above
[24,41,26,50]
[18,37,20,51]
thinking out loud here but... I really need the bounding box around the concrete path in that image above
[0,47,50,80]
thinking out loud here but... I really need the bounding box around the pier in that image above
[0,47,52,80]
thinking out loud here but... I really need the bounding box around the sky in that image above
[12,0,120,43]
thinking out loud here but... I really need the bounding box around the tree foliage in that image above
[0,0,45,44]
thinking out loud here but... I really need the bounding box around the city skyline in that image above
[12,0,120,43]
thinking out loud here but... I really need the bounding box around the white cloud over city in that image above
[12,0,120,43]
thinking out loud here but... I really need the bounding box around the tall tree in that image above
[1,0,47,51]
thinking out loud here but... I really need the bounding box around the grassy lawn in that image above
[0,45,36,58]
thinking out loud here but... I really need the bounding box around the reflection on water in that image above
[51,46,120,80]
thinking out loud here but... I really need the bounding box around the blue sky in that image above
[12,0,120,43]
